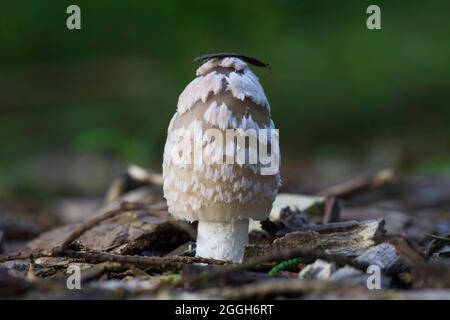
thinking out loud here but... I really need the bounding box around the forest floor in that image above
[1,165,449,300]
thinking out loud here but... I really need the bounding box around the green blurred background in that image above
[1,0,449,201]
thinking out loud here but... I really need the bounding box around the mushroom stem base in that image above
[196,219,249,263]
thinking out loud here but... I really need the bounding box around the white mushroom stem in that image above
[196,219,249,263]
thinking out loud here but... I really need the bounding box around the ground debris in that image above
[1,167,449,300]
[200,278,360,299]
[105,164,163,204]
[266,193,334,224]
[298,259,335,280]
[28,204,193,256]
[254,219,386,257]
[0,268,32,297]
[319,168,395,199]
[412,260,450,289]
[244,231,320,261]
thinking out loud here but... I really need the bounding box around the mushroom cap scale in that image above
[177,62,271,115]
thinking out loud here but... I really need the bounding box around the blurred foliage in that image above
[0,0,449,198]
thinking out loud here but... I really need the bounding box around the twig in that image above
[322,196,339,223]
[425,233,450,242]
[59,250,228,272]
[319,168,395,198]
[426,233,450,257]
[0,250,49,263]
[169,255,227,265]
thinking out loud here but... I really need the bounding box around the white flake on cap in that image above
[178,59,270,116]
[241,114,259,132]
[163,158,279,222]
[226,69,270,112]
[196,57,248,76]
[204,101,239,130]
[177,71,225,115]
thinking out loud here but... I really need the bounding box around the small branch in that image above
[0,250,49,263]
[319,168,395,198]
[322,196,339,224]
[60,250,228,272]
[425,233,450,242]
[426,232,450,257]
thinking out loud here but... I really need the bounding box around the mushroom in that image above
[163,55,280,262]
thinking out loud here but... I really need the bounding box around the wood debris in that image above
[28,205,194,255]
[244,231,321,261]
[1,167,449,300]
[298,259,335,280]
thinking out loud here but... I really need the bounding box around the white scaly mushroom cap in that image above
[163,57,280,222]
